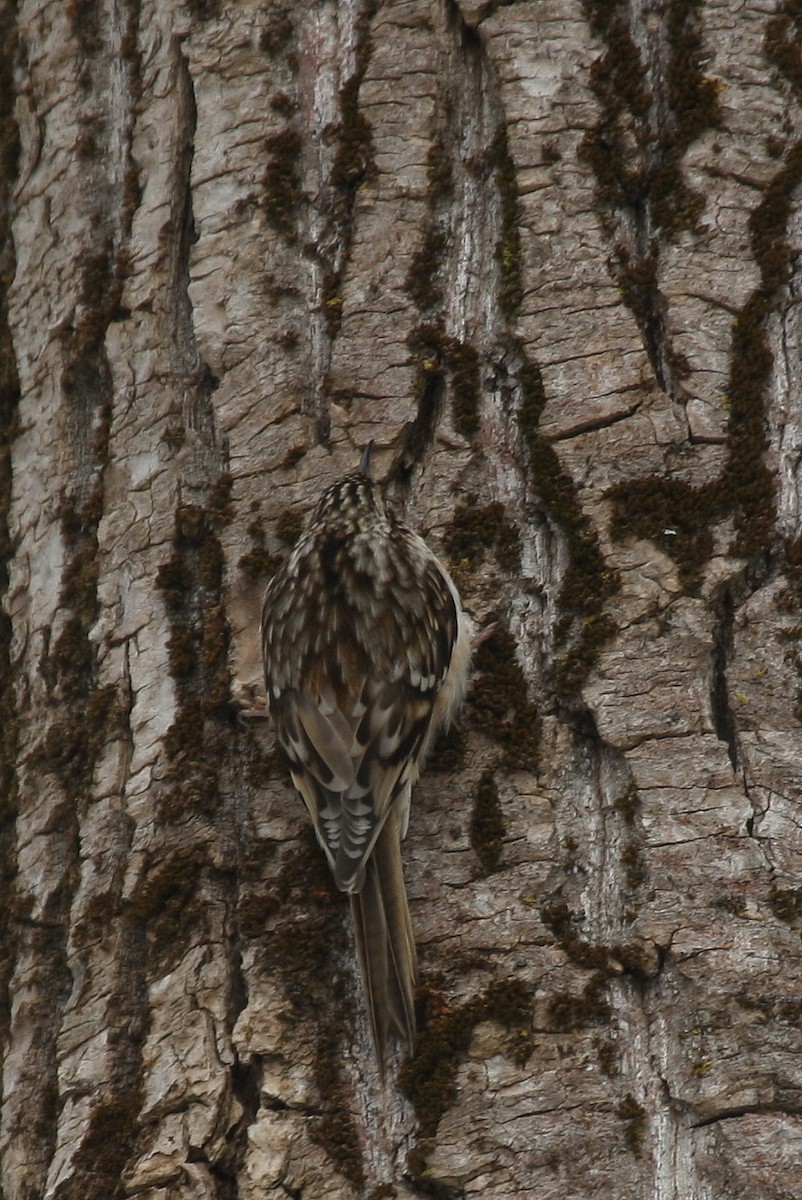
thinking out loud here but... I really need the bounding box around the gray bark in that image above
[1,0,801,1197]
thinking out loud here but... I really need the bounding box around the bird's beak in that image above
[359,441,373,477]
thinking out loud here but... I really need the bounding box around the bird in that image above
[261,446,472,1067]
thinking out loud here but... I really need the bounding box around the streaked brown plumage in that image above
[261,452,471,1065]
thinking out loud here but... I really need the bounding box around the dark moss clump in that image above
[542,898,659,986]
[274,506,304,546]
[55,1090,145,1200]
[238,516,281,581]
[330,76,374,194]
[765,0,802,100]
[596,1037,620,1076]
[768,885,802,925]
[310,1025,365,1189]
[0,8,20,1041]
[514,346,618,694]
[316,4,378,339]
[263,126,302,242]
[400,978,533,1176]
[264,831,365,1185]
[128,847,209,976]
[444,500,520,572]
[547,972,612,1031]
[608,139,802,579]
[260,6,293,56]
[581,0,721,240]
[444,337,481,440]
[404,325,482,443]
[616,1092,647,1155]
[540,899,612,972]
[608,477,715,591]
[427,129,454,201]
[426,722,467,774]
[469,626,540,770]
[470,771,505,875]
[38,492,123,799]
[489,122,523,317]
[405,225,447,313]
[67,0,103,57]
[156,482,236,818]
[578,0,722,385]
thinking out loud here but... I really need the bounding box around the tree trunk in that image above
[2,0,801,1197]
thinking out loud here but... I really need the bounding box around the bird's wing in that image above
[272,671,435,891]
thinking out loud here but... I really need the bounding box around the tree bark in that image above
[1,0,801,1197]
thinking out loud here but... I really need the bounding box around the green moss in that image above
[400,977,533,1175]
[470,771,504,875]
[444,500,520,571]
[469,626,540,770]
[263,126,302,242]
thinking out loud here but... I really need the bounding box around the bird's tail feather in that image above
[349,825,417,1069]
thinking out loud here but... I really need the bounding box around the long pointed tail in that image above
[349,824,417,1068]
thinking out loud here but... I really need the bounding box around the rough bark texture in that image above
[1,0,801,1197]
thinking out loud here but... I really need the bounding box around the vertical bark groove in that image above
[2,1,802,1197]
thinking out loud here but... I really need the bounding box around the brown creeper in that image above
[261,450,472,1065]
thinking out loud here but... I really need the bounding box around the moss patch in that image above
[400,977,533,1176]
[616,1092,647,1155]
[444,500,520,572]
[515,347,619,694]
[580,0,722,384]
[469,626,540,770]
[156,485,236,818]
[319,1,377,339]
[0,0,19,1045]
[264,830,365,1186]
[263,126,302,242]
[490,122,523,317]
[470,771,505,875]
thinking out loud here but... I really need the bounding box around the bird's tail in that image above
[349,823,417,1069]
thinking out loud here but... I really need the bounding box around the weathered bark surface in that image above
[1,0,801,1197]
